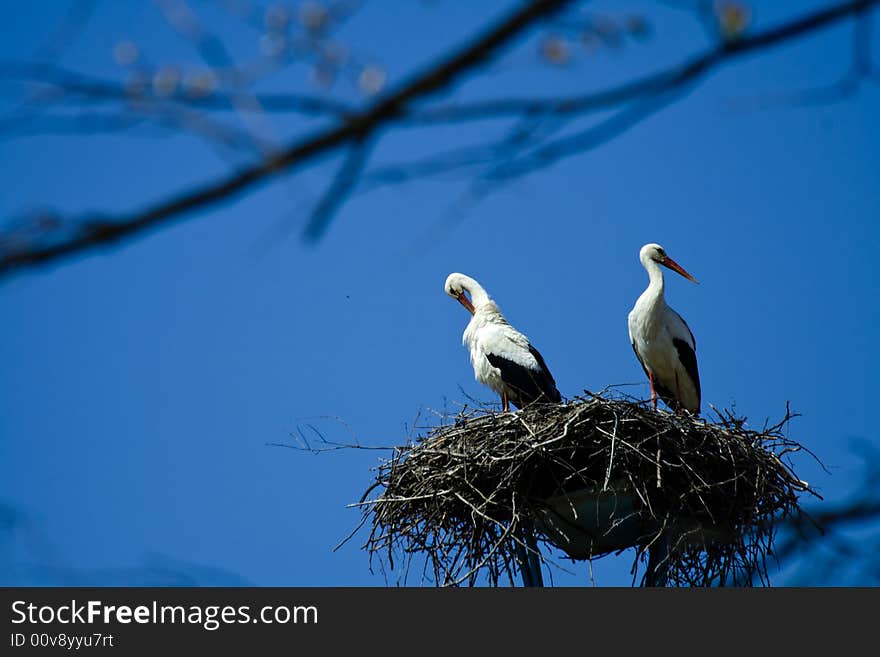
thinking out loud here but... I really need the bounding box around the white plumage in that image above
[444,273,561,412]
[627,243,701,414]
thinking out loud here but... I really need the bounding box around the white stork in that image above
[444,272,561,412]
[627,244,701,414]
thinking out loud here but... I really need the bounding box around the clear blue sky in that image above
[1,1,878,586]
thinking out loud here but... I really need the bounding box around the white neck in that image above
[458,274,492,309]
[640,255,665,303]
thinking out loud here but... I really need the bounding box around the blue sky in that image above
[1,1,879,586]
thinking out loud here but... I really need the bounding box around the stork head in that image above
[640,243,699,284]
[444,272,480,314]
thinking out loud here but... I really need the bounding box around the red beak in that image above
[662,256,699,284]
[456,292,476,314]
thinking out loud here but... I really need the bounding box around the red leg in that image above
[648,372,658,411]
[502,390,509,413]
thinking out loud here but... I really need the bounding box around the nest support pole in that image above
[515,520,544,587]
[643,532,670,587]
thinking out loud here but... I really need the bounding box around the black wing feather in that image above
[528,345,561,401]
[486,345,561,409]
[672,337,701,410]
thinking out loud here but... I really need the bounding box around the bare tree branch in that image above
[0,61,357,117]
[409,0,877,124]
[726,6,878,111]
[0,0,576,277]
[0,0,877,279]
[303,135,374,240]
[367,0,877,192]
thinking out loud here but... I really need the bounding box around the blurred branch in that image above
[0,105,275,154]
[726,7,879,110]
[481,93,681,182]
[365,0,877,192]
[303,136,374,240]
[0,112,147,138]
[407,0,878,124]
[771,495,880,585]
[0,0,877,279]
[0,61,357,117]
[720,443,880,585]
[0,0,575,277]
[154,0,283,151]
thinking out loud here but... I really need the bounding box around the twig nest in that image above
[360,391,814,586]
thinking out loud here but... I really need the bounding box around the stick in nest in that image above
[357,390,818,587]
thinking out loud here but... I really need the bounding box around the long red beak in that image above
[662,256,699,284]
[456,292,476,314]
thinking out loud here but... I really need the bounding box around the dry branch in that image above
[0,0,574,277]
[359,392,815,587]
[0,0,877,278]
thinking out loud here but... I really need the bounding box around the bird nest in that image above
[358,391,816,587]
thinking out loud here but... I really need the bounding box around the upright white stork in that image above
[627,244,701,414]
[444,273,561,412]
